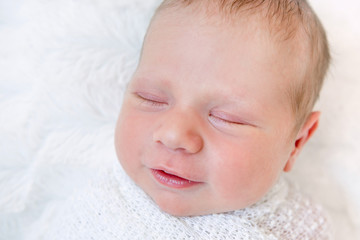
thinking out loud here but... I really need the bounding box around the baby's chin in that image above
[148,192,195,216]
[157,203,215,217]
[152,194,251,217]
[157,203,197,217]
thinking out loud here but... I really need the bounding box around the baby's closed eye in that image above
[134,92,168,109]
[208,111,253,128]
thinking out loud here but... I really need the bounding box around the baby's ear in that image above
[283,111,320,172]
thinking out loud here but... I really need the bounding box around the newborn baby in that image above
[44,0,331,239]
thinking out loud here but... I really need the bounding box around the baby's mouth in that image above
[150,169,201,189]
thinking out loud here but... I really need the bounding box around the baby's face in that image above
[115,9,303,216]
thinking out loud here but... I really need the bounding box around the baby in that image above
[45,0,331,239]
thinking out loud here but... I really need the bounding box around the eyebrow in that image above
[131,75,172,88]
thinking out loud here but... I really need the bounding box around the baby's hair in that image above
[155,0,330,132]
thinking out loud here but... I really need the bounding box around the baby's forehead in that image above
[141,15,304,99]
[152,1,311,66]
[150,4,310,75]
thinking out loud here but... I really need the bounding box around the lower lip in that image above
[151,169,201,189]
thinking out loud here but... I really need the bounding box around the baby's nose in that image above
[152,110,204,154]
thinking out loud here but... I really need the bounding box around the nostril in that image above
[173,147,187,153]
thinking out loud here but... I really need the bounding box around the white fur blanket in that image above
[0,0,359,239]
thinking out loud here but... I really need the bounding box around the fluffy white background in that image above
[0,0,359,239]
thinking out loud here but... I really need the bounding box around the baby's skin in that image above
[115,3,319,216]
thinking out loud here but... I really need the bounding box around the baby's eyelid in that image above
[209,112,246,125]
[135,92,167,104]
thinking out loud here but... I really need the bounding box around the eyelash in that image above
[208,114,244,126]
[135,93,167,108]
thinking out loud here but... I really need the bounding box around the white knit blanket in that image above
[40,162,330,240]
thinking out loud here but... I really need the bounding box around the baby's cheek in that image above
[210,154,246,195]
[117,107,154,161]
[210,147,272,206]
[116,109,139,154]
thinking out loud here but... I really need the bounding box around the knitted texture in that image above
[43,162,331,240]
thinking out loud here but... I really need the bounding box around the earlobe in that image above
[283,111,321,172]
